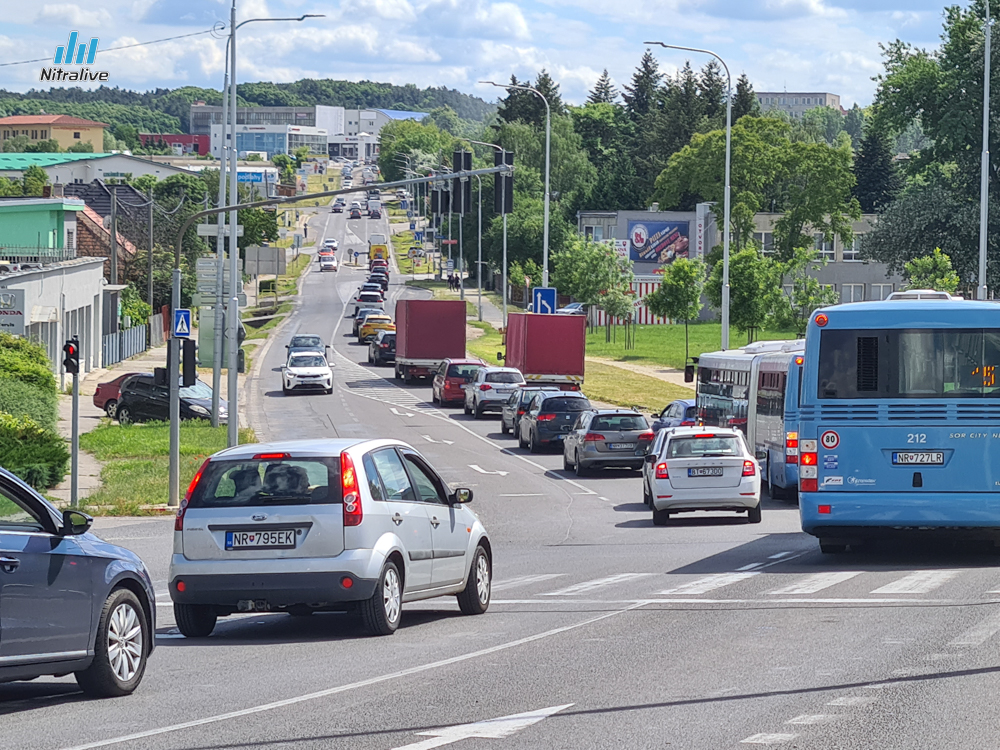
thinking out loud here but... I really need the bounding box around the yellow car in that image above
[359,315,395,342]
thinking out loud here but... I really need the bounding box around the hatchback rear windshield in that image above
[541,397,591,412]
[591,414,647,430]
[359,293,382,301]
[667,436,742,458]
[189,457,341,507]
[486,371,523,384]
[447,364,480,378]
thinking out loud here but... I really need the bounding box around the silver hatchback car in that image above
[169,439,492,637]
[464,366,525,418]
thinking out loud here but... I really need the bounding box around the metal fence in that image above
[0,246,77,267]
[148,312,165,348]
[102,324,147,367]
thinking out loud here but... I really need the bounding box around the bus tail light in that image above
[799,439,818,492]
[785,431,799,464]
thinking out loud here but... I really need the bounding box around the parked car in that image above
[116,375,226,425]
[432,359,486,406]
[562,409,654,474]
[500,386,561,436]
[352,293,385,317]
[555,302,586,315]
[464,367,525,419]
[93,371,141,418]
[518,391,592,453]
[287,334,328,358]
[354,308,385,337]
[359,314,395,343]
[0,467,155,696]
[645,426,761,525]
[651,399,698,432]
[368,330,396,366]
[168,439,492,637]
[282,352,333,395]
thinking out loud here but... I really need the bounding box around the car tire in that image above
[652,507,671,526]
[747,504,762,524]
[75,588,149,698]
[528,430,539,453]
[368,352,373,364]
[464,401,472,416]
[104,400,118,419]
[360,560,402,636]
[457,545,491,616]
[473,404,483,420]
[574,452,588,476]
[642,481,651,507]
[394,365,402,381]
[174,603,217,638]
[517,427,527,449]
[501,419,509,435]
[116,406,132,425]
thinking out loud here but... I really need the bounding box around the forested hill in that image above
[0,80,495,133]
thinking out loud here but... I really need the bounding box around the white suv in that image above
[169,439,492,637]
[463,367,525,419]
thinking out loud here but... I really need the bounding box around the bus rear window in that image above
[818,328,1000,399]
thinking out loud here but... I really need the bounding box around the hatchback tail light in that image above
[342,452,362,526]
[176,458,211,531]
[517,409,526,416]
[479,384,492,391]
[785,431,799,464]
[638,431,655,442]
[742,460,756,477]
[655,462,669,479]
[381,342,390,348]
[537,413,556,422]
[584,433,606,442]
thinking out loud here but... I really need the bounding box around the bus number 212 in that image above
[907,433,927,444]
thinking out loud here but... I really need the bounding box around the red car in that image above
[431,358,486,406]
[93,372,142,418]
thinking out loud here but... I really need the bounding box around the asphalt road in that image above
[6,182,1000,750]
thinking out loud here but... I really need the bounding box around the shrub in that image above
[0,412,69,490]
[0,332,49,367]
[0,379,57,430]
[0,333,56,394]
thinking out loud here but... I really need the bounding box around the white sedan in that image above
[282,351,333,395]
[646,427,761,526]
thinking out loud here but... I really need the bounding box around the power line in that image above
[0,24,227,68]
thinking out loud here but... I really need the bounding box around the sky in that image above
[0,0,959,109]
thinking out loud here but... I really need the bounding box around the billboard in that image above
[627,220,690,264]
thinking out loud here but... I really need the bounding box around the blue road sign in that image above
[401,200,408,210]
[173,308,192,337]
[409,221,416,230]
[414,231,423,242]
[532,287,557,315]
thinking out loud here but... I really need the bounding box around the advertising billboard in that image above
[627,220,690,264]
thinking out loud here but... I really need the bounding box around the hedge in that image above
[0,412,69,490]
[0,378,57,431]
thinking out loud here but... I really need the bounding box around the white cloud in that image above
[35,4,114,27]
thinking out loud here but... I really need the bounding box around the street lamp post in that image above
[481,81,551,288]
[645,42,732,349]
[980,8,994,300]
[470,139,509,324]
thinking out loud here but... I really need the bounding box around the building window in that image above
[753,231,775,255]
[41,130,47,139]
[843,235,863,262]
[30,130,37,139]
[66,229,75,250]
[841,284,864,303]
[1,130,6,139]
[872,283,894,300]
[783,284,793,298]
[73,132,81,139]
[819,97,825,105]
[813,233,835,261]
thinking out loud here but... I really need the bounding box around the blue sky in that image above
[0,0,957,108]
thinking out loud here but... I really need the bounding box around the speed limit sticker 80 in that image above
[820,430,840,450]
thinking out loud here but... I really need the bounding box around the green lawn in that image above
[585,322,798,370]
[80,421,256,515]
[407,280,477,317]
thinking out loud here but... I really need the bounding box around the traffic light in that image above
[452,150,472,215]
[494,149,514,215]
[62,337,80,375]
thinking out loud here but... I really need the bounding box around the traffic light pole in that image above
[168,268,181,507]
[70,357,79,509]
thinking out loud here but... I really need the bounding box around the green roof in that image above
[0,153,115,171]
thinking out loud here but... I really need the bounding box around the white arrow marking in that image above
[391,704,573,750]
[468,464,509,477]
[422,435,454,445]
[390,407,414,417]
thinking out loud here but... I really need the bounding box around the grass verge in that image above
[406,279,478,317]
[583,362,694,413]
[79,421,256,515]
[278,253,311,296]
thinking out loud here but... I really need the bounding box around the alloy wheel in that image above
[107,602,143,682]
[475,553,491,604]
[383,567,401,624]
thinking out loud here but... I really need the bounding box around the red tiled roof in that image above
[0,114,108,127]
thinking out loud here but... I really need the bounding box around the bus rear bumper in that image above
[801,492,1000,537]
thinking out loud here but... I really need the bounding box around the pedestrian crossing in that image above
[332,351,439,412]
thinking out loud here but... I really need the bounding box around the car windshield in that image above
[179,380,212,399]
[485,371,524,384]
[359,294,381,302]
[667,435,742,458]
[448,364,480,379]
[189,457,340,507]
[591,414,647,430]
[365,317,391,324]
[290,335,322,349]
[541,397,591,412]
[289,355,326,368]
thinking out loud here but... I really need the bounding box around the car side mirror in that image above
[496,352,504,361]
[62,509,93,536]
[451,487,473,504]
[644,454,657,464]
[755,449,767,461]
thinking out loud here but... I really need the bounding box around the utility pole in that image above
[475,174,482,321]
[227,0,239,447]
[147,192,154,311]
[109,185,118,285]
[980,6,994,300]
[212,30,231,430]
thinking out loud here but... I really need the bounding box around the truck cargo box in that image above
[394,299,467,382]
[504,313,585,387]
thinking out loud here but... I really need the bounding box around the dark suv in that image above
[116,374,225,425]
[518,391,592,452]
[368,330,396,366]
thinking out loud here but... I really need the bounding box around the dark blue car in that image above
[0,467,155,697]
[651,398,698,432]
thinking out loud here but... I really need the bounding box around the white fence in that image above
[102,324,147,367]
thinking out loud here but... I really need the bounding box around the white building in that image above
[0,153,193,185]
[210,124,328,161]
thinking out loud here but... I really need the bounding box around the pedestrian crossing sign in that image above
[173,309,192,338]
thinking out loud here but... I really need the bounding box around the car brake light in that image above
[694,433,714,438]
[584,433,606,441]
[381,343,390,348]
[254,452,290,460]
[479,384,492,391]
[679,420,695,426]
[785,431,799,464]
[655,462,669,479]
[342,451,362,527]
[537,413,556,422]
[517,409,526,416]
[638,432,655,442]
[742,460,756,476]
[176,458,211,531]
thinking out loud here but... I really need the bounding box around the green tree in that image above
[67,141,94,153]
[119,283,151,325]
[622,50,661,120]
[844,104,866,149]
[271,154,295,182]
[130,174,158,194]
[1,134,30,152]
[903,247,960,292]
[588,69,619,104]
[21,165,48,196]
[0,177,23,196]
[732,73,760,121]
[551,236,633,308]
[705,247,773,336]
[102,129,117,151]
[25,139,60,153]
[644,257,705,359]
[852,128,902,213]
[111,124,141,151]
[769,247,840,333]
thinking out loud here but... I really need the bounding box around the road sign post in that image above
[532,287,557,314]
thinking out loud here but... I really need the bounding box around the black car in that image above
[0,467,155,696]
[116,375,225,425]
[500,386,561,436]
[518,391,592,453]
[368,330,396,366]
[368,273,389,291]
[287,333,327,358]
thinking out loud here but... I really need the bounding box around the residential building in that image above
[0,114,107,151]
[0,196,83,253]
[755,92,842,119]
[138,133,210,155]
[0,152,193,184]
[209,124,327,161]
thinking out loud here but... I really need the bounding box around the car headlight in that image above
[190,404,210,416]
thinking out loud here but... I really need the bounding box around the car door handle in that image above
[430,516,440,527]
[391,513,403,525]
[0,556,19,573]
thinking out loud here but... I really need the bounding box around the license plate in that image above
[688,467,724,477]
[892,451,944,465]
[496,389,513,394]
[226,529,296,550]
[608,443,635,450]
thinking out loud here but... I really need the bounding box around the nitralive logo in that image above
[40,31,109,82]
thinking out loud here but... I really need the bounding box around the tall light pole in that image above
[481,80,551,287]
[470,139,509,323]
[980,8,994,300]
[646,42,732,349]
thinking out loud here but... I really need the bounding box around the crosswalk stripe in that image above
[785,714,835,725]
[948,611,1000,647]
[542,573,653,596]
[870,570,960,594]
[769,571,861,595]
[493,574,566,592]
[826,696,876,707]
[740,734,798,745]
[659,572,759,595]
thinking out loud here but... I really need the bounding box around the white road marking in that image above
[490,596,968,606]
[785,714,835,725]
[492,574,566,591]
[60,603,646,750]
[768,551,794,559]
[391,703,573,750]
[947,611,1000,647]
[870,570,960,594]
[390,407,414,417]
[736,562,765,571]
[769,571,861,595]
[468,464,509,477]
[827,695,876,707]
[543,573,654,597]
[659,572,759,595]
[498,493,544,497]
[740,733,798,745]
[422,435,455,445]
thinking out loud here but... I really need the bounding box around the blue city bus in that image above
[753,346,805,502]
[798,293,1000,552]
